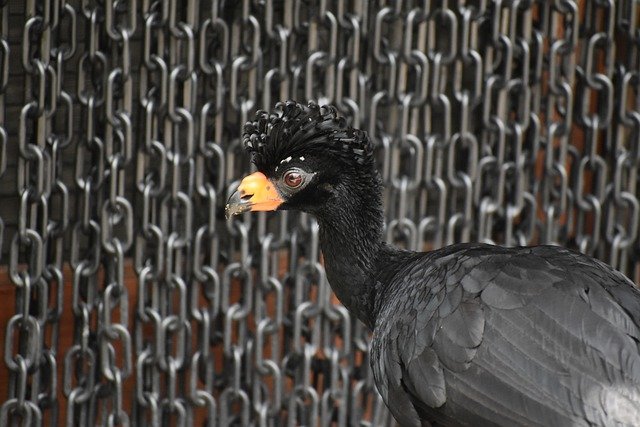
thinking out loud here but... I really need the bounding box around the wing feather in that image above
[403,348,446,408]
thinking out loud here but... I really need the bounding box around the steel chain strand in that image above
[190,1,227,424]
[164,1,196,424]
[539,1,577,245]
[39,0,75,423]
[511,1,540,247]
[614,0,640,281]
[95,0,135,425]
[134,0,193,426]
[250,233,283,426]
[564,1,599,259]
[134,1,168,425]
[570,0,612,260]
[3,0,56,424]
[479,1,528,246]
[390,4,428,252]
[66,1,108,425]
[588,0,640,275]
[397,5,420,251]
[425,5,471,246]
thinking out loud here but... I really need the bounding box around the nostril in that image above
[239,191,253,201]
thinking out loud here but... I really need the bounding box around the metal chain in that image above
[66,0,101,422]
[0,1,639,426]
[4,0,60,424]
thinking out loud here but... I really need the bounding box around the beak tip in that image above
[225,189,251,219]
[225,201,250,219]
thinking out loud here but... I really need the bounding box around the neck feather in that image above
[316,178,386,328]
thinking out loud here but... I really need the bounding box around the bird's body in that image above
[227,101,640,426]
[370,243,640,427]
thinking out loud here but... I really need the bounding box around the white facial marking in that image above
[280,156,292,165]
[299,156,305,161]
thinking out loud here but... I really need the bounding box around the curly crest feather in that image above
[243,101,374,173]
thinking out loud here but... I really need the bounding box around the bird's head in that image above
[226,101,380,219]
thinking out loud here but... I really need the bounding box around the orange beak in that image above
[225,172,283,218]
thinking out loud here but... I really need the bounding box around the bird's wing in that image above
[371,244,640,427]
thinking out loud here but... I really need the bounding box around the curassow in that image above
[226,101,640,427]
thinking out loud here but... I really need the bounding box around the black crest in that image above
[243,101,374,173]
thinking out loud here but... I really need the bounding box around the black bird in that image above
[226,101,640,426]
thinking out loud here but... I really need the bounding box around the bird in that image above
[226,100,640,427]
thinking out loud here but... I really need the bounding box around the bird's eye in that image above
[283,170,304,188]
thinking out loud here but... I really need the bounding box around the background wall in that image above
[1,0,639,425]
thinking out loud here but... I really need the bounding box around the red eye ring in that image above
[283,170,303,188]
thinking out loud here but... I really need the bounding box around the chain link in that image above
[0,1,639,425]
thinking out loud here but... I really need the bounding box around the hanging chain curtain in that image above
[1,0,639,425]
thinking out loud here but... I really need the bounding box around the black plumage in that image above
[230,101,640,426]
[372,244,640,426]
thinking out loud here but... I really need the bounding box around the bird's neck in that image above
[316,187,388,328]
